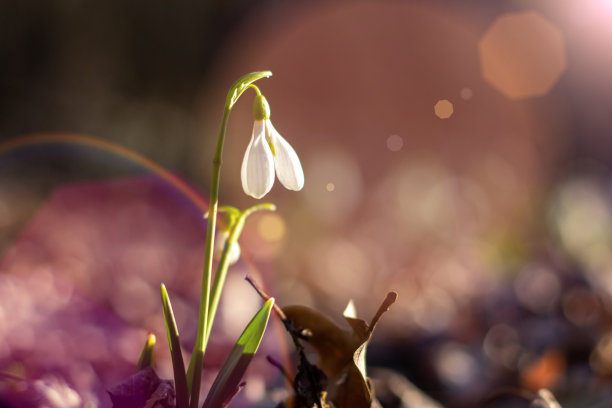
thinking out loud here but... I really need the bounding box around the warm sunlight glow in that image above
[257,213,286,242]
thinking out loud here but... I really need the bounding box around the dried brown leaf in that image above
[282,292,397,408]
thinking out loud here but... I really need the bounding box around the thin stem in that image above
[245,275,287,321]
[247,84,262,96]
[243,202,276,216]
[189,106,230,408]
[204,215,246,344]
[205,203,275,344]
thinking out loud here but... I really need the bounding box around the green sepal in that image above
[202,298,275,408]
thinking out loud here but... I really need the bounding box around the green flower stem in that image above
[247,84,262,96]
[242,202,277,217]
[187,71,272,408]
[204,214,245,346]
[205,203,276,345]
[187,107,229,408]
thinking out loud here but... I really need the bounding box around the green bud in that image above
[253,94,270,121]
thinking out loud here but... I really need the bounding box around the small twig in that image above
[245,275,287,321]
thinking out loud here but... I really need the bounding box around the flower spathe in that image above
[241,95,304,199]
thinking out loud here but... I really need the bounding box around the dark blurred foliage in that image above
[0,0,281,190]
[0,0,257,112]
[368,247,612,407]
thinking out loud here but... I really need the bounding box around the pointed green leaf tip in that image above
[137,333,156,371]
[226,71,273,110]
[236,297,274,354]
[160,284,189,408]
[203,298,275,408]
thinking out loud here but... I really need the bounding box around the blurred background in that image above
[2,0,612,407]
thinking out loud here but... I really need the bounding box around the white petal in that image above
[227,241,241,265]
[267,120,305,191]
[215,233,241,265]
[241,120,275,199]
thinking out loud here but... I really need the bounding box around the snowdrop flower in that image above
[241,94,304,199]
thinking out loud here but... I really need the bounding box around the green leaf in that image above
[202,298,275,408]
[136,332,156,371]
[160,284,189,408]
[226,71,273,110]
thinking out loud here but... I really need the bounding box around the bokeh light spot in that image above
[562,287,600,327]
[520,350,566,390]
[257,213,286,243]
[433,342,479,387]
[386,134,404,151]
[483,324,521,369]
[514,265,561,313]
[460,87,473,100]
[434,100,454,119]
[478,11,567,100]
[326,183,335,192]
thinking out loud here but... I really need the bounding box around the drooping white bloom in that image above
[241,95,304,199]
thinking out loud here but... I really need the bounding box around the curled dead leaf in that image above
[282,292,397,408]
